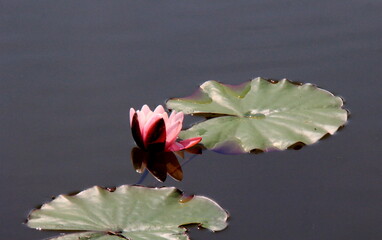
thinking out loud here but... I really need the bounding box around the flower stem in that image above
[135,169,149,185]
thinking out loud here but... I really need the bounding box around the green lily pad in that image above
[27,185,228,240]
[166,78,348,154]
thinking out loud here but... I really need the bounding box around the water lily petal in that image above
[145,118,167,152]
[131,113,145,149]
[168,111,184,126]
[137,105,152,127]
[142,114,163,140]
[165,120,182,150]
[141,104,151,115]
[154,105,166,114]
[155,105,169,126]
[168,137,202,152]
[129,108,136,126]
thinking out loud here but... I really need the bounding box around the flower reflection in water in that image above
[131,145,203,182]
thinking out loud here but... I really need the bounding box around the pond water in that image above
[1,1,381,239]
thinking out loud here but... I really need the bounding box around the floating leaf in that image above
[27,185,228,240]
[167,78,348,154]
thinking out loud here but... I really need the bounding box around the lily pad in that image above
[166,78,348,154]
[27,185,228,240]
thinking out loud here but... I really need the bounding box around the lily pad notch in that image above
[167,78,348,154]
[27,185,229,240]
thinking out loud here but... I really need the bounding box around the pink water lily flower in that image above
[130,105,202,152]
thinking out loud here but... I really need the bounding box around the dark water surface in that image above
[1,1,382,239]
